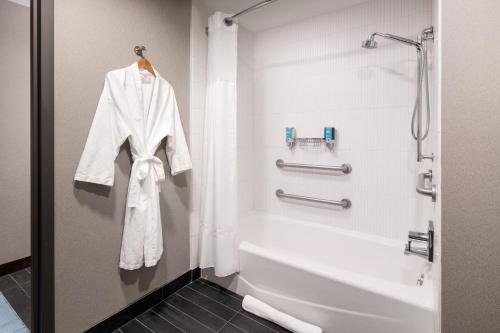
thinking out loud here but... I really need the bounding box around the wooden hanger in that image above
[134,45,156,77]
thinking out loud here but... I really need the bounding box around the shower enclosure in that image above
[191,0,441,332]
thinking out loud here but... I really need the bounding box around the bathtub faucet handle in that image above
[404,221,434,262]
[408,231,428,242]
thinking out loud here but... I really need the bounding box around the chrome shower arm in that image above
[369,32,421,48]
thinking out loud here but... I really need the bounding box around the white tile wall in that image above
[252,0,436,241]
[190,0,438,255]
[189,1,255,268]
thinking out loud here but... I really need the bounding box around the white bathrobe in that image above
[75,63,192,270]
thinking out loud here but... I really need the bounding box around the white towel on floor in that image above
[242,295,323,333]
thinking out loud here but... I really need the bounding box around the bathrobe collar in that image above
[126,62,161,151]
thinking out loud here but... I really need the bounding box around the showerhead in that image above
[361,39,378,49]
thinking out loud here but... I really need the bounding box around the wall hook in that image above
[134,45,146,58]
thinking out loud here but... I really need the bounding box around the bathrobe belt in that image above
[127,155,166,208]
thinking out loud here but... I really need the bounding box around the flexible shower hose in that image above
[411,41,431,141]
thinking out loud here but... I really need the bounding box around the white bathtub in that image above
[204,211,435,333]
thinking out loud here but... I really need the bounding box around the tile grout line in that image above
[176,283,194,295]
[175,293,235,323]
[18,282,31,297]
[0,284,21,294]
[162,300,218,333]
[220,322,249,333]
[0,275,18,292]
[196,279,243,301]
[237,310,284,333]
[117,280,288,333]
[186,285,241,312]
[197,280,243,303]
[118,297,170,332]
[9,274,30,298]
[190,284,283,333]
[217,311,242,333]
[149,307,187,333]
[135,318,157,333]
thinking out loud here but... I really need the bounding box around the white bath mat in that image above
[0,292,29,333]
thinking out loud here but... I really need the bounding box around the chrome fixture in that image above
[134,45,146,57]
[361,38,377,49]
[416,274,425,286]
[404,221,434,262]
[362,27,435,162]
[276,189,351,209]
[205,0,278,34]
[416,170,437,202]
[276,159,352,174]
[362,32,421,48]
[287,137,334,149]
[224,0,278,26]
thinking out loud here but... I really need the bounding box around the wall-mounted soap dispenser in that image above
[286,127,296,148]
[324,127,335,150]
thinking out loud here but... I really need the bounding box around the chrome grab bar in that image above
[276,159,352,174]
[276,189,351,209]
[416,170,437,202]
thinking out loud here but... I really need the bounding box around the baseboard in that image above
[191,267,201,280]
[84,267,200,333]
[0,257,31,277]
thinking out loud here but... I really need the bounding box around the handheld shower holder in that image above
[421,26,434,41]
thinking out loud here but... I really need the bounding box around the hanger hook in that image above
[134,45,146,58]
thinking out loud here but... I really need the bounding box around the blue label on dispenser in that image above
[324,127,335,141]
[286,127,295,142]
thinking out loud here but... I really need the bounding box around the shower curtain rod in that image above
[205,0,278,34]
[224,0,278,26]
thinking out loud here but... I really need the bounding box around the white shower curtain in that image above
[198,12,239,277]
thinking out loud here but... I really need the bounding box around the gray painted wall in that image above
[0,1,31,266]
[442,1,500,332]
[54,0,191,332]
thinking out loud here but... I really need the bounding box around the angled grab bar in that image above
[276,189,352,209]
[416,170,437,202]
[276,159,352,174]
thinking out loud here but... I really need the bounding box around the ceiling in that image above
[198,0,368,32]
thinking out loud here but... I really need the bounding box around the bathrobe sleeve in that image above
[165,90,192,176]
[74,75,130,186]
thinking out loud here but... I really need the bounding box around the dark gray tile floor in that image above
[116,279,291,333]
[0,268,31,330]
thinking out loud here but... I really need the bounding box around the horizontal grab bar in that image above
[416,170,437,202]
[276,159,352,174]
[276,189,351,209]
